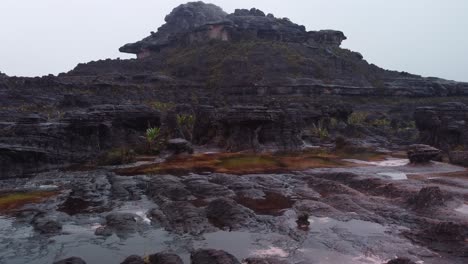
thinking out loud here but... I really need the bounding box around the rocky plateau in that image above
[0,2,467,264]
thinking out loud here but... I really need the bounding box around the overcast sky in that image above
[1,0,467,81]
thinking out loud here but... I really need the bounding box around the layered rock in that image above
[0,105,160,178]
[120,2,345,58]
[414,102,468,150]
[407,144,441,164]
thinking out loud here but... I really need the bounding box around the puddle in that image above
[377,172,408,180]
[344,159,409,167]
[195,231,293,260]
[455,204,468,215]
[236,192,295,216]
[0,191,58,212]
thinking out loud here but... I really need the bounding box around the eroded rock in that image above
[407,144,441,164]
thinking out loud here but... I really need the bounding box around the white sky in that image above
[0,0,467,81]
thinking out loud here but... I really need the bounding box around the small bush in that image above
[311,120,329,139]
[177,114,195,140]
[146,127,164,154]
[348,112,368,125]
[148,101,175,112]
[98,148,135,166]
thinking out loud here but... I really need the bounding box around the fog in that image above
[0,0,467,81]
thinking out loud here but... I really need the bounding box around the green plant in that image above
[371,119,391,127]
[146,127,163,154]
[311,120,329,139]
[348,111,368,125]
[148,101,175,112]
[177,114,195,140]
[98,148,135,166]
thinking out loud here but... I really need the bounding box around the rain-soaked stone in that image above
[245,258,290,264]
[386,257,417,264]
[191,249,240,264]
[31,215,62,234]
[148,252,183,264]
[121,255,145,264]
[53,257,87,264]
[205,198,257,230]
[407,186,445,209]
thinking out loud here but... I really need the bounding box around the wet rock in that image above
[426,222,467,242]
[296,213,310,230]
[191,249,240,264]
[160,202,213,235]
[53,257,87,264]
[245,258,289,264]
[105,212,139,232]
[414,103,468,150]
[407,186,445,209]
[183,176,235,198]
[386,258,417,264]
[448,151,468,166]
[31,215,62,234]
[206,198,257,230]
[407,144,441,164]
[166,138,194,154]
[148,252,183,264]
[121,255,145,264]
[94,226,113,237]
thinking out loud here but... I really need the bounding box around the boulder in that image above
[386,258,417,264]
[407,187,445,209]
[53,257,87,264]
[148,252,183,264]
[407,144,441,164]
[121,255,145,264]
[191,249,240,264]
[166,138,194,154]
[205,198,257,230]
[31,216,62,234]
[105,212,139,232]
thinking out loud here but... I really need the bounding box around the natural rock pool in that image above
[0,152,466,264]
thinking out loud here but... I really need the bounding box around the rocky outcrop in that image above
[407,144,441,163]
[414,102,468,150]
[120,2,228,55]
[166,138,194,154]
[407,187,445,209]
[120,2,345,58]
[0,105,160,178]
[448,151,468,166]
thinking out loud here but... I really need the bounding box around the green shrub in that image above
[148,101,175,112]
[177,114,195,140]
[146,127,164,154]
[98,148,135,166]
[348,112,368,125]
[311,120,329,139]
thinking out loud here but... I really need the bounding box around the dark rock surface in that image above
[167,138,194,154]
[53,257,87,264]
[414,102,468,151]
[121,255,146,264]
[407,144,441,163]
[386,258,417,264]
[148,252,184,264]
[31,215,62,234]
[191,249,240,264]
[407,187,445,209]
